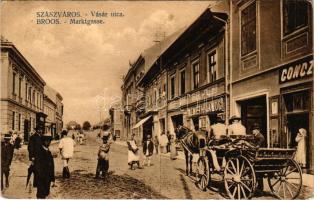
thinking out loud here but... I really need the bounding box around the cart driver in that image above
[208,117,227,172]
[210,117,227,140]
[227,115,246,136]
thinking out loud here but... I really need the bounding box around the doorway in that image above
[239,95,267,146]
[24,119,30,142]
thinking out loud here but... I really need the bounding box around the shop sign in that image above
[187,97,224,116]
[279,56,313,83]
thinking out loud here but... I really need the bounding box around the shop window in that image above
[241,2,256,56]
[283,91,309,113]
[192,61,200,89]
[207,51,217,83]
[170,75,175,99]
[180,69,185,95]
[283,0,309,36]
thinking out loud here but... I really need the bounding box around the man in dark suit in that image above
[34,135,55,199]
[1,134,14,190]
[143,135,154,167]
[27,127,43,187]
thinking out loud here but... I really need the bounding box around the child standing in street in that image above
[95,133,110,179]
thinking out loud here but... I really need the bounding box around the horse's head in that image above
[175,125,191,140]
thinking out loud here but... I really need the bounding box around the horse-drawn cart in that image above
[196,135,302,200]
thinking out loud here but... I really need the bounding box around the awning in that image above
[132,115,152,129]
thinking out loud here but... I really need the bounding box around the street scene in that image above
[1,0,314,199]
[2,130,314,199]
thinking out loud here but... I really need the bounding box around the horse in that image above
[175,125,207,176]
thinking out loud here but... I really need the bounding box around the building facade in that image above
[121,55,146,141]
[1,37,46,141]
[230,0,313,173]
[56,92,64,134]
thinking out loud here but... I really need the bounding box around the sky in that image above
[1,1,212,125]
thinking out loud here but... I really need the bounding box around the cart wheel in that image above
[267,159,302,199]
[224,156,256,200]
[196,156,210,191]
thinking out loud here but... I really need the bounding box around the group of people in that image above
[127,132,178,170]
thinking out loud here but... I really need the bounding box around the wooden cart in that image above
[196,135,302,199]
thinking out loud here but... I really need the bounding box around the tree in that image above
[82,121,91,131]
[75,124,82,130]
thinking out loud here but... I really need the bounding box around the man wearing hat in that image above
[28,127,43,187]
[251,123,265,195]
[34,134,55,199]
[1,133,14,190]
[252,123,265,147]
[210,117,227,140]
[227,115,246,136]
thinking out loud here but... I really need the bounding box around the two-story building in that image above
[1,36,46,141]
[139,6,229,138]
[230,0,313,172]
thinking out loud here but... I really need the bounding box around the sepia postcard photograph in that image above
[0,0,313,199]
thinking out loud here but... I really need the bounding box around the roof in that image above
[1,36,46,86]
[44,85,57,104]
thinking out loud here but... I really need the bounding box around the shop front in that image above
[186,96,225,131]
[270,55,313,172]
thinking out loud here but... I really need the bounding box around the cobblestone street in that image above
[2,131,314,199]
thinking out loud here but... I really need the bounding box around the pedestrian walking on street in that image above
[95,133,111,179]
[153,135,159,154]
[159,132,169,154]
[34,135,55,199]
[127,134,141,170]
[143,135,154,167]
[58,130,75,178]
[169,135,177,160]
[28,127,43,187]
[295,128,307,168]
[1,134,15,190]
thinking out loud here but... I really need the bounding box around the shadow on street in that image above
[56,170,167,199]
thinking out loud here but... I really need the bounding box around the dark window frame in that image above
[241,1,257,56]
[180,69,186,95]
[170,75,175,99]
[192,61,200,89]
[283,0,309,36]
[12,72,16,95]
[208,50,217,83]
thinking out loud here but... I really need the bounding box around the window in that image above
[28,87,32,102]
[12,111,15,130]
[208,51,217,82]
[180,69,185,95]
[283,0,309,35]
[12,72,16,95]
[18,113,21,131]
[192,61,200,89]
[170,75,175,99]
[18,78,22,98]
[25,83,28,101]
[241,2,256,56]
[37,93,39,107]
[32,90,35,104]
